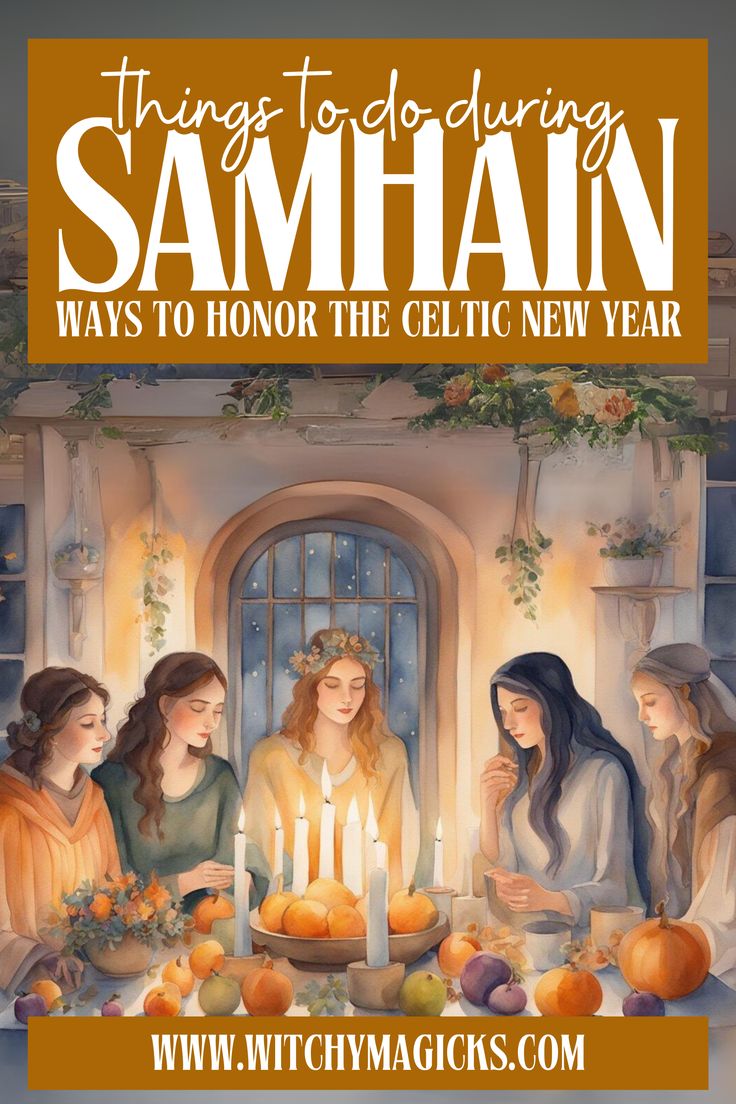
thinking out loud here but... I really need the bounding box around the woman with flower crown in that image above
[243,628,419,896]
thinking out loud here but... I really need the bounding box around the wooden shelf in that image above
[591,586,690,599]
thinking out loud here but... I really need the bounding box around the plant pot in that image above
[602,554,663,588]
[85,932,154,977]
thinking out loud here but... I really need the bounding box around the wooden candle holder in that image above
[346,960,405,1010]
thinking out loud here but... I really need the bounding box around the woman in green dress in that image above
[93,653,269,914]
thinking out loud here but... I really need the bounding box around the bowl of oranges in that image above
[251,878,450,969]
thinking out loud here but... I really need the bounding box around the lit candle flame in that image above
[321,760,332,802]
[435,816,443,842]
[298,791,306,818]
[347,795,361,826]
[274,806,282,831]
[237,807,245,833]
[365,793,378,841]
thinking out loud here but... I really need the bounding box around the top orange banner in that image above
[28,39,707,363]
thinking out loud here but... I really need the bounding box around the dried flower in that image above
[546,381,580,418]
[443,373,474,407]
[481,363,508,383]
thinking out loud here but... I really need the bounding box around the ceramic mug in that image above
[522,921,572,971]
[590,905,644,950]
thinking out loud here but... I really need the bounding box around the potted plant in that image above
[587,517,680,587]
[46,872,189,978]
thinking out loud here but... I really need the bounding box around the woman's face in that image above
[631,671,685,741]
[161,676,225,751]
[496,685,546,752]
[316,657,367,726]
[54,693,111,767]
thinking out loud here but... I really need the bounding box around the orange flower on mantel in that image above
[599,391,635,425]
[481,363,509,383]
[444,373,474,407]
[547,381,580,418]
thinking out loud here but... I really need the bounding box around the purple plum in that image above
[14,993,48,1024]
[622,991,665,1017]
[101,994,124,1016]
[460,952,512,1005]
[486,982,527,1015]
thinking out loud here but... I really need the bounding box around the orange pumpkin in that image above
[241,960,293,1016]
[388,883,438,934]
[534,965,603,1016]
[617,901,710,1000]
[191,892,235,934]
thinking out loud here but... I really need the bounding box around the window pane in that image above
[304,602,331,641]
[273,537,302,598]
[273,604,302,727]
[707,422,736,481]
[332,602,359,635]
[304,533,332,597]
[0,659,24,733]
[334,534,357,597]
[242,551,268,598]
[390,554,415,598]
[0,505,25,575]
[388,603,420,794]
[705,489,736,576]
[705,584,736,657]
[242,603,268,747]
[358,538,387,597]
[359,603,387,698]
[0,581,25,653]
[712,660,736,696]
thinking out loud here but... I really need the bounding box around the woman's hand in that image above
[178,861,235,897]
[39,952,85,991]
[487,869,572,915]
[480,755,518,813]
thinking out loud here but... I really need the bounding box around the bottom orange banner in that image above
[29,1016,708,1090]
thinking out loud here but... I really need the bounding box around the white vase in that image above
[602,554,663,587]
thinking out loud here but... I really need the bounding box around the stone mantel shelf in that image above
[592,585,691,654]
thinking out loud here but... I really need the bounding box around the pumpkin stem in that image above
[276,874,284,895]
[408,881,416,897]
[211,891,219,903]
[264,959,274,972]
[655,900,671,929]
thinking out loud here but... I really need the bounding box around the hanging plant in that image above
[137,531,176,656]
[495,527,553,621]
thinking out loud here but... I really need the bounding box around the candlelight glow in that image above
[365,793,378,841]
[347,794,361,826]
[321,760,332,802]
[237,807,245,833]
[435,816,443,842]
[274,806,282,830]
[298,791,306,818]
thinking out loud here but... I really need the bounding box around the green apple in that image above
[398,971,447,1016]
[198,973,242,1016]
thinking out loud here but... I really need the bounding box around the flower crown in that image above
[289,629,382,678]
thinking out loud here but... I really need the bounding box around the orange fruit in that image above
[241,961,293,1016]
[388,884,438,934]
[189,939,225,979]
[327,904,366,938]
[304,878,357,911]
[161,955,195,997]
[437,932,483,977]
[282,899,329,938]
[31,980,62,1010]
[143,981,182,1017]
[260,889,299,933]
[534,966,603,1016]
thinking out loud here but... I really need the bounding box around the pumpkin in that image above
[241,960,293,1016]
[617,900,710,1000]
[191,892,235,934]
[534,964,603,1016]
[388,882,438,934]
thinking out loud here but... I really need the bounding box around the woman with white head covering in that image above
[632,643,736,988]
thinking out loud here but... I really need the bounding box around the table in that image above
[2,945,736,1027]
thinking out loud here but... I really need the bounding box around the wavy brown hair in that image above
[108,653,227,839]
[280,631,387,779]
[6,667,109,788]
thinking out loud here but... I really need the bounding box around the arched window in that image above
[229,520,436,794]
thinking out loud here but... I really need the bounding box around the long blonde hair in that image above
[280,655,387,780]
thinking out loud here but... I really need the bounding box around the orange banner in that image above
[28,1015,708,1090]
[28,38,706,364]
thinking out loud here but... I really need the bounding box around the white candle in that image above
[433,817,444,888]
[318,761,336,879]
[366,841,389,968]
[342,795,363,898]
[233,809,253,956]
[364,793,379,878]
[292,791,310,897]
[273,806,284,879]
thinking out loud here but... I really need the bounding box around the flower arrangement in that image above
[47,872,188,957]
[587,518,680,559]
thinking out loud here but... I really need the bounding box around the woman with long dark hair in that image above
[0,667,120,996]
[93,652,269,913]
[481,652,649,933]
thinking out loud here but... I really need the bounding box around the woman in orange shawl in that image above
[0,668,120,998]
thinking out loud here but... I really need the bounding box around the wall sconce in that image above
[50,442,105,659]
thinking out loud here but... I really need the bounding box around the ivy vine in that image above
[495,527,553,622]
[137,531,176,656]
